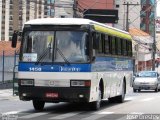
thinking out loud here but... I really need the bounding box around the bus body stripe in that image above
[94,25,132,40]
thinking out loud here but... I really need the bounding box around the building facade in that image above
[77,0,114,18]
[140,0,155,36]
[0,0,155,41]
[0,0,10,41]
[54,0,74,18]
[114,0,141,30]
[0,0,55,41]
[76,0,141,30]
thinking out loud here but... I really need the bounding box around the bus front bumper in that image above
[18,86,90,103]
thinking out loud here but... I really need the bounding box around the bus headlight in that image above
[70,80,91,87]
[20,79,34,86]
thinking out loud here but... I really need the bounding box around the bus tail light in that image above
[70,80,91,87]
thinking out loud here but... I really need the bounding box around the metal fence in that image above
[0,50,19,83]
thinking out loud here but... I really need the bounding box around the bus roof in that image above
[25,18,92,25]
[25,18,131,39]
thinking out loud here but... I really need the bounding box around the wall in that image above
[54,0,74,18]
[114,0,140,30]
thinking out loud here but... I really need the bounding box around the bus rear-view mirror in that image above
[11,31,18,48]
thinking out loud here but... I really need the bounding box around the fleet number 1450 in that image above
[29,67,42,71]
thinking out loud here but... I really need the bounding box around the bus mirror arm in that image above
[11,31,19,48]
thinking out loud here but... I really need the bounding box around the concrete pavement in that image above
[0,89,18,101]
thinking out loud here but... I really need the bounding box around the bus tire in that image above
[116,81,125,103]
[33,100,45,111]
[90,86,102,110]
[108,97,116,103]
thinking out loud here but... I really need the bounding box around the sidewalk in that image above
[0,89,18,100]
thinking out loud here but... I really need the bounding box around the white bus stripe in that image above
[49,112,81,119]
[19,112,48,119]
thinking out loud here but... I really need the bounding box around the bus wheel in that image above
[108,97,116,103]
[33,100,45,111]
[90,86,102,110]
[116,81,125,103]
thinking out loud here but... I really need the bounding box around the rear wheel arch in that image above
[99,79,104,99]
[123,77,126,94]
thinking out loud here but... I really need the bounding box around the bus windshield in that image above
[22,31,89,63]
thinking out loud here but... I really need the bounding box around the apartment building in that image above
[0,0,10,41]
[0,0,55,41]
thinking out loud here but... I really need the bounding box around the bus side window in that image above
[117,38,122,55]
[105,35,110,54]
[93,32,99,50]
[127,40,132,56]
[122,39,127,56]
[98,33,103,53]
[108,36,112,54]
[101,34,105,54]
[111,36,116,55]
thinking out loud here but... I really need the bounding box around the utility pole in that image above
[123,2,139,31]
[152,2,157,71]
[152,19,156,70]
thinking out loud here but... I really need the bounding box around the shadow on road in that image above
[19,99,131,114]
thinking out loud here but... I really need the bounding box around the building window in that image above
[10,11,13,14]
[2,5,5,8]
[26,17,29,21]
[116,4,119,8]
[10,5,13,9]
[10,0,13,4]
[2,10,5,14]
[9,16,13,20]
[9,27,13,30]
[47,0,55,4]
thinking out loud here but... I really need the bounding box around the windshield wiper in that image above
[36,39,53,65]
[35,48,50,65]
[56,48,70,65]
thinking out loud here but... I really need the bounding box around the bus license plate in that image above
[46,93,58,98]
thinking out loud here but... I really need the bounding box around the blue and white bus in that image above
[12,18,133,111]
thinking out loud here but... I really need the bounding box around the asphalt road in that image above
[0,89,160,120]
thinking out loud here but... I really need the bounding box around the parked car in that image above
[133,71,160,92]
